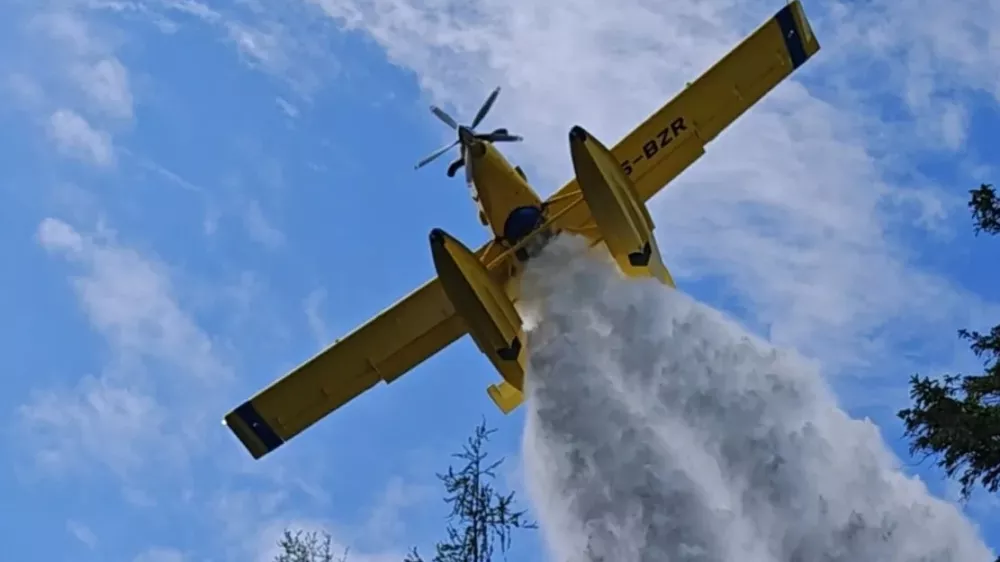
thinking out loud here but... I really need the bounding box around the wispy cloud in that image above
[252,519,405,562]
[71,56,134,120]
[47,108,115,166]
[66,519,98,549]
[303,288,329,348]
[360,475,434,544]
[36,218,228,383]
[3,2,487,562]
[29,10,108,57]
[101,0,340,97]
[5,72,46,107]
[20,373,166,476]
[133,546,187,562]
[244,200,285,250]
[159,0,221,23]
[11,8,133,167]
[209,488,405,562]
[226,21,288,72]
[20,218,231,476]
[275,96,299,118]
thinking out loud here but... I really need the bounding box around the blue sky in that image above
[1,0,999,560]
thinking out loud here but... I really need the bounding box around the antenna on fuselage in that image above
[413,87,524,185]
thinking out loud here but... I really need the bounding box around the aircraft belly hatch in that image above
[429,228,527,413]
[568,126,675,287]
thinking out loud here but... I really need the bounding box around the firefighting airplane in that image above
[224,1,820,459]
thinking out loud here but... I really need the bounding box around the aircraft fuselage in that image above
[464,140,546,249]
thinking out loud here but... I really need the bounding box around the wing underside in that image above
[545,0,820,234]
[224,278,466,459]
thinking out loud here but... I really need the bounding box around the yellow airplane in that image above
[224,1,821,459]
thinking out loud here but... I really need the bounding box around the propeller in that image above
[413,87,524,180]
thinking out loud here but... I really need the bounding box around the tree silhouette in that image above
[405,419,536,562]
[898,183,1000,502]
[273,529,348,562]
[273,420,535,562]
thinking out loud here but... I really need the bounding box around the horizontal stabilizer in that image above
[487,381,524,414]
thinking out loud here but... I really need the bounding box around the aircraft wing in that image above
[544,0,819,231]
[224,277,466,459]
[223,241,509,460]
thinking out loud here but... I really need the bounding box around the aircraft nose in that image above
[458,126,476,145]
[429,228,446,246]
[569,125,589,143]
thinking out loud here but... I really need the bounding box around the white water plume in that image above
[517,236,994,562]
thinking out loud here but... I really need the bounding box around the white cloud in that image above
[21,218,231,475]
[276,96,299,117]
[135,157,203,193]
[36,218,227,382]
[159,0,222,23]
[212,492,338,562]
[252,518,345,562]
[222,17,329,96]
[5,73,45,107]
[938,102,969,151]
[20,375,166,476]
[304,0,1000,380]
[13,8,135,168]
[244,200,285,249]
[303,288,329,348]
[252,519,404,562]
[31,10,107,57]
[203,208,220,236]
[123,486,157,508]
[66,519,98,549]
[72,56,134,120]
[360,475,433,543]
[209,484,418,562]
[100,0,337,97]
[133,547,187,562]
[47,109,115,166]
[227,21,285,70]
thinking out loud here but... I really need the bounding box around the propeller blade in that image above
[470,86,501,130]
[414,139,459,170]
[430,106,459,130]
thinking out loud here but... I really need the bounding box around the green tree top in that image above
[273,530,347,562]
[272,420,535,562]
[898,183,1000,500]
[969,183,1000,236]
[405,420,536,562]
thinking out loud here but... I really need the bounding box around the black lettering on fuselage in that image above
[670,117,687,138]
[619,117,688,177]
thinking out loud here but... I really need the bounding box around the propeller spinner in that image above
[413,87,523,182]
